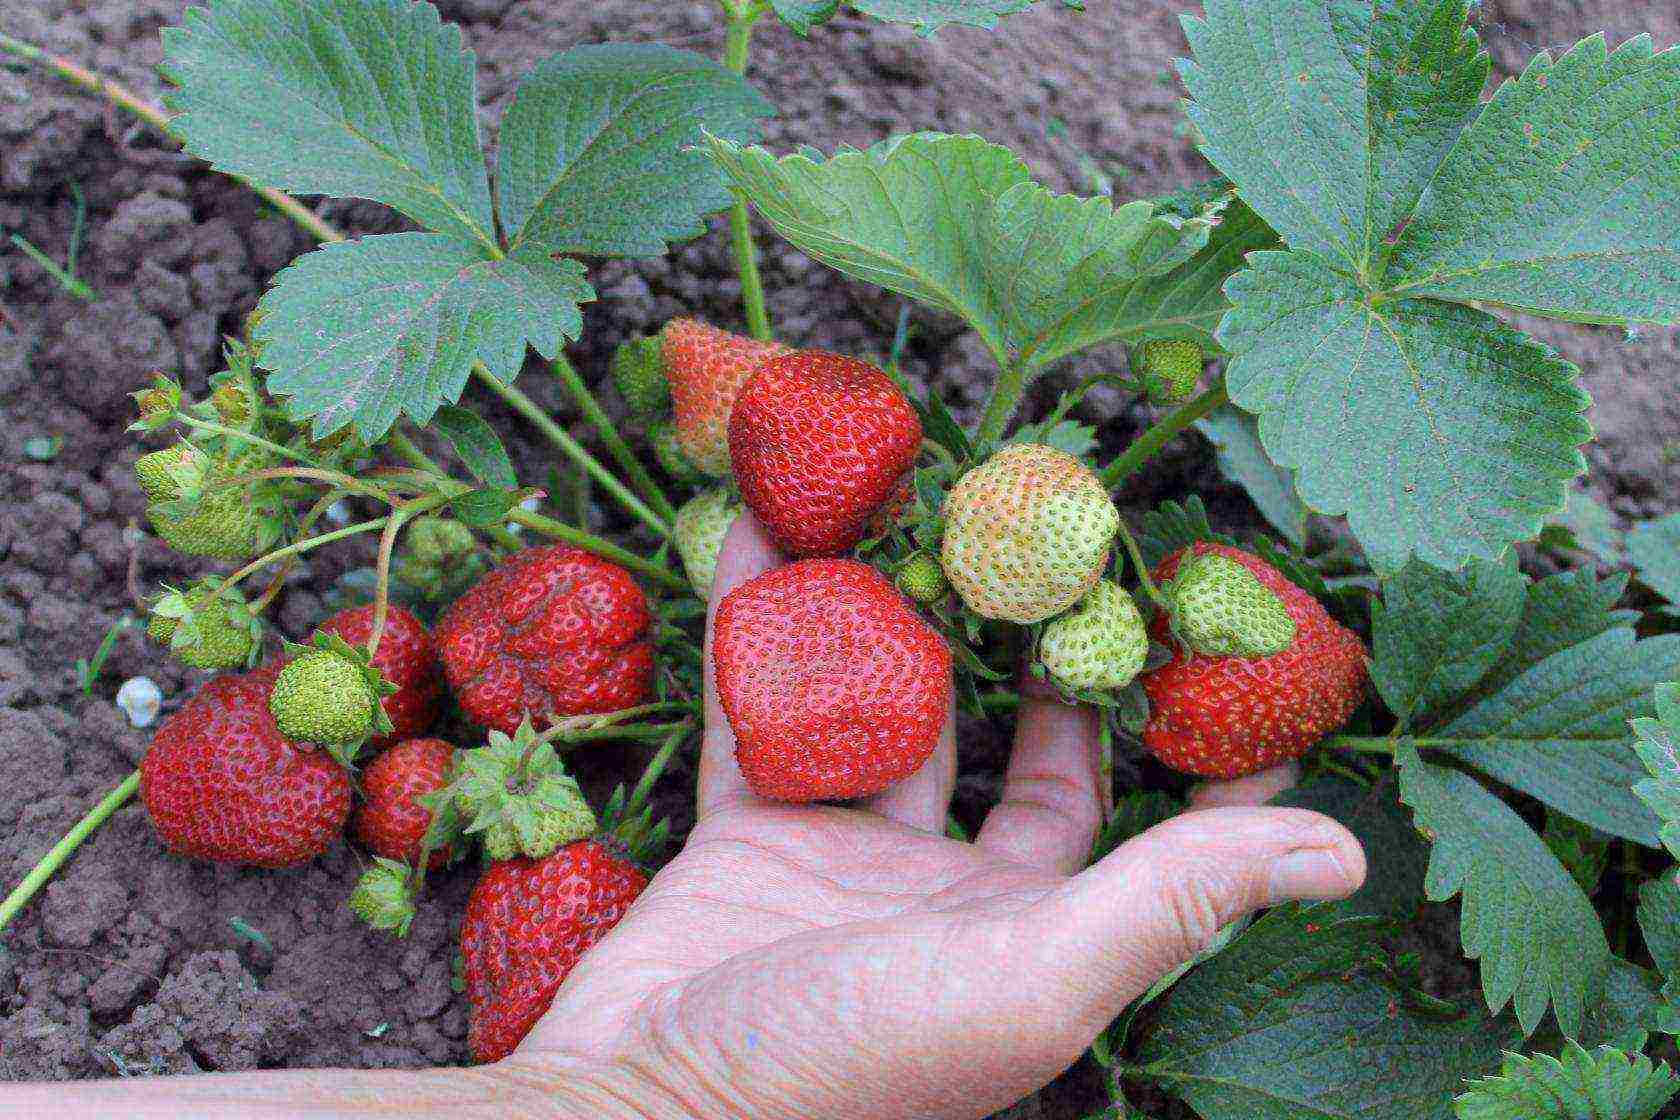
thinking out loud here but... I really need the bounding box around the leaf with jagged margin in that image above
[1273,773,1428,922]
[163,0,495,248]
[1633,683,1680,862]
[1396,741,1610,1037]
[1453,1042,1679,1120]
[770,0,840,35]
[1540,487,1624,564]
[497,44,773,258]
[257,234,591,438]
[1629,513,1680,608]
[1639,871,1680,982]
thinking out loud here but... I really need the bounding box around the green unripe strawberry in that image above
[611,334,669,418]
[349,857,418,937]
[395,516,484,601]
[445,721,598,861]
[673,487,739,596]
[270,647,380,747]
[895,552,949,605]
[1038,580,1148,691]
[147,451,284,560]
[147,579,263,669]
[134,443,207,503]
[1164,552,1297,659]
[1133,338,1204,404]
[650,419,714,486]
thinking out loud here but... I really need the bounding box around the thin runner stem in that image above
[720,7,772,341]
[1098,382,1228,489]
[0,772,140,932]
[550,353,676,524]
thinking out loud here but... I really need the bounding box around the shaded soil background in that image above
[0,0,1677,1114]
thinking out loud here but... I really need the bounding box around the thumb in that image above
[1034,806,1365,1029]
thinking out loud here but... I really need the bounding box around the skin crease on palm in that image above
[0,512,1366,1120]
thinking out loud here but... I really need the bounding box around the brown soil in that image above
[1,0,1676,1114]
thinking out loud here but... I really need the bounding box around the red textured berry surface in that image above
[461,840,647,1063]
[663,318,791,476]
[140,666,351,867]
[713,559,952,801]
[728,351,922,558]
[1140,543,1368,779]
[435,545,655,734]
[317,604,441,750]
[354,737,455,868]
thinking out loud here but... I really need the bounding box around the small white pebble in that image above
[325,500,352,526]
[122,525,146,548]
[506,495,542,535]
[116,677,163,729]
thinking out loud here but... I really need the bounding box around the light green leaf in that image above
[1392,35,1680,326]
[1396,741,1610,1037]
[1638,871,1680,981]
[850,0,1035,34]
[1632,682,1680,861]
[433,405,516,489]
[162,0,494,247]
[497,44,773,258]
[1371,557,1524,727]
[1219,250,1593,573]
[1453,1042,1679,1120]
[1427,629,1680,845]
[1628,513,1680,607]
[1177,0,1487,276]
[1195,403,1308,547]
[256,233,592,439]
[770,0,840,35]
[1136,906,1512,1119]
[707,132,1219,373]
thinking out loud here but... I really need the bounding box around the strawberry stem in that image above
[1113,517,1164,604]
[0,770,140,933]
[504,506,689,591]
[386,429,525,553]
[720,3,774,342]
[1097,381,1229,489]
[1324,735,1399,756]
[365,506,415,656]
[625,720,693,819]
[549,354,677,525]
[174,414,330,471]
[975,361,1028,445]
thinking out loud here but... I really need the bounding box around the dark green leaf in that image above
[917,389,973,460]
[1638,872,1680,981]
[450,488,521,527]
[1452,1042,1679,1120]
[770,0,840,35]
[1629,513,1680,607]
[851,0,1036,34]
[433,404,516,489]
[1273,774,1428,922]
[1134,496,1235,571]
[1195,403,1307,547]
[1632,683,1680,862]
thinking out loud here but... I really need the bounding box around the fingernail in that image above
[1268,846,1358,900]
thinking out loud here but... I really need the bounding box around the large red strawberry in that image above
[713,559,951,801]
[317,604,441,751]
[728,351,922,558]
[663,318,791,476]
[461,839,646,1063]
[141,666,351,866]
[435,545,655,734]
[1140,543,1367,779]
[354,737,455,868]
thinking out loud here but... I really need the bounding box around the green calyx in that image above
[349,857,418,938]
[1133,338,1204,405]
[268,632,396,757]
[1164,553,1297,659]
[597,782,670,871]
[447,720,598,861]
[611,334,670,418]
[147,579,263,669]
[673,487,740,596]
[650,419,714,487]
[128,373,183,433]
[1038,580,1149,692]
[894,552,949,605]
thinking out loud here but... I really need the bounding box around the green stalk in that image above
[1325,735,1402,756]
[1098,382,1228,489]
[720,5,773,341]
[1113,516,1163,604]
[625,722,693,817]
[0,772,140,932]
[975,361,1028,445]
[550,353,676,524]
[387,428,525,552]
[505,506,688,592]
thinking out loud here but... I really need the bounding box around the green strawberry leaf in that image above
[432,404,517,489]
[1632,682,1680,862]
[1194,403,1307,548]
[706,132,1222,375]
[1218,252,1592,574]
[1272,773,1429,922]
[1629,513,1680,608]
[1540,488,1624,564]
[847,0,1041,35]
[1638,871,1680,983]
[1133,496,1236,572]
[769,0,840,35]
[497,44,773,258]
[1134,906,1514,1119]
[1371,557,1526,729]
[1395,740,1610,1037]
[162,0,495,248]
[1463,569,1637,710]
[1009,418,1097,460]
[451,487,525,529]
[1576,959,1670,1054]
[255,234,592,439]
[1120,198,1284,355]
[1452,1042,1679,1120]
[1088,788,1182,864]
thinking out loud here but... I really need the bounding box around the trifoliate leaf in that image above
[1467,570,1636,707]
[1273,774,1428,922]
[497,44,773,258]
[1135,906,1513,1119]
[1453,1042,1679,1120]
[1371,557,1525,729]
[1629,513,1680,607]
[1195,403,1307,548]
[163,0,495,248]
[432,404,516,489]
[1395,741,1610,1037]
[770,0,840,35]
[256,234,592,439]
[1218,251,1593,574]
[1632,683,1680,862]
[1575,960,1668,1053]
[707,132,1219,374]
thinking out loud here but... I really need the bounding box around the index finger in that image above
[697,509,785,818]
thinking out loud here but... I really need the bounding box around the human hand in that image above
[510,511,1367,1120]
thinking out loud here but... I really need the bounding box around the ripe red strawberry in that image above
[461,839,646,1063]
[663,318,791,476]
[314,604,441,751]
[141,666,351,867]
[713,559,951,801]
[354,737,455,869]
[1140,543,1367,779]
[728,351,922,558]
[435,545,655,734]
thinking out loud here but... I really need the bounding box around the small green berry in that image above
[673,487,740,596]
[650,418,713,486]
[611,334,670,418]
[1133,338,1204,404]
[1166,553,1297,659]
[270,648,377,746]
[895,552,949,605]
[147,580,262,669]
[349,857,417,937]
[1038,580,1148,691]
[447,723,598,861]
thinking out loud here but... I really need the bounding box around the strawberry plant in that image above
[2,0,1680,1115]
